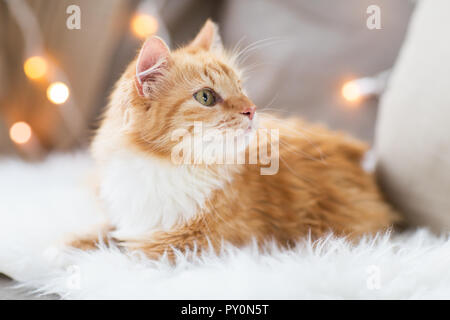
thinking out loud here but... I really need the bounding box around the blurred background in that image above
[0,0,415,159]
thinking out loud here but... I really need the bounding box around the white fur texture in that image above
[1,153,450,299]
[99,151,226,239]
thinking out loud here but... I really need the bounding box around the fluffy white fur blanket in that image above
[1,153,450,299]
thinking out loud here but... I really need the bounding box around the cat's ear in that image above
[189,19,223,51]
[135,36,171,97]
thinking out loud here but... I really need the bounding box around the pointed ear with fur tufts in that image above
[135,36,171,97]
[189,19,223,51]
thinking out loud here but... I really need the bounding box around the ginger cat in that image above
[70,20,399,259]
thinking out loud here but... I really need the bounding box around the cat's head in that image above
[114,19,257,162]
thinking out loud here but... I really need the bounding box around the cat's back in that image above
[260,116,368,166]
[214,116,399,242]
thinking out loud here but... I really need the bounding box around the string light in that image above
[341,71,390,106]
[131,13,158,38]
[342,80,361,103]
[23,56,47,80]
[9,121,32,144]
[47,82,70,104]
[6,0,168,157]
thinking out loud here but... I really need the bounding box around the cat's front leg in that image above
[120,227,216,261]
[66,223,116,250]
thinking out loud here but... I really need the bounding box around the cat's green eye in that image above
[193,88,216,107]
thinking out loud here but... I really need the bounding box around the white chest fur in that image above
[99,151,226,239]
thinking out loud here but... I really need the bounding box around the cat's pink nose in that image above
[240,106,256,120]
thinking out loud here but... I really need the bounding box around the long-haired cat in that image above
[69,20,399,259]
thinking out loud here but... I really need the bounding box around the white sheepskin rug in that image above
[1,152,450,299]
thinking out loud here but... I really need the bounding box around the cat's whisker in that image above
[240,62,277,80]
[234,37,285,66]
[234,38,272,60]
[258,113,327,162]
[235,37,283,58]
[258,108,290,113]
[260,113,333,139]
[230,35,247,58]
[258,121,326,164]
[258,93,280,112]
[238,39,286,66]
[258,112,329,139]
[277,139,326,163]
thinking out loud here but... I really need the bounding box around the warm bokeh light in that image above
[24,56,48,80]
[9,122,32,145]
[342,81,361,103]
[131,13,158,38]
[47,82,69,104]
